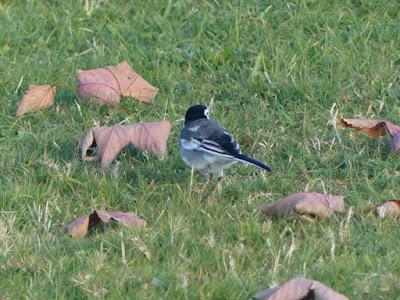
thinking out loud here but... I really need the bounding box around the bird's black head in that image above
[184,104,209,124]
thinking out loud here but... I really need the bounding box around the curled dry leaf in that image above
[339,118,400,154]
[10,259,23,270]
[62,210,147,238]
[63,216,90,238]
[77,61,158,104]
[80,120,171,167]
[260,192,345,219]
[16,84,56,117]
[253,277,349,300]
[373,200,400,218]
[95,210,147,227]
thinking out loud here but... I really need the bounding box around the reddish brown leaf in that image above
[77,61,158,104]
[253,277,348,300]
[80,120,171,167]
[373,200,400,218]
[63,210,146,238]
[260,192,345,219]
[339,118,400,154]
[62,216,90,238]
[16,84,56,117]
[10,259,22,270]
[95,211,147,227]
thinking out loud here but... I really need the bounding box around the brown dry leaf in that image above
[16,84,56,117]
[10,259,22,270]
[339,118,400,154]
[253,277,349,300]
[80,120,171,167]
[63,210,146,238]
[95,211,147,227]
[77,61,158,104]
[373,200,400,218]
[260,192,345,219]
[62,216,90,238]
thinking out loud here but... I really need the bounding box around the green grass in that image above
[1,0,400,299]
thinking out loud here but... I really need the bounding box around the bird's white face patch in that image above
[204,108,210,119]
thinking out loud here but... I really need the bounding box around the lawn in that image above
[1,0,400,299]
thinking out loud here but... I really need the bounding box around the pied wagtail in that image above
[179,104,272,177]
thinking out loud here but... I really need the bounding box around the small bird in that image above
[179,104,272,177]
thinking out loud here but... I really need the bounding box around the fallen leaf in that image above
[80,120,171,167]
[260,192,345,219]
[16,84,56,117]
[63,216,90,238]
[253,277,349,300]
[339,118,400,154]
[95,211,147,227]
[77,61,158,104]
[63,210,146,238]
[373,200,400,218]
[10,259,22,270]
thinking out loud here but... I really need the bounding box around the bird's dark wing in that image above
[206,126,241,156]
[180,119,241,157]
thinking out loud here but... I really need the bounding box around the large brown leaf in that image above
[80,120,171,167]
[373,200,400,218]
[77,61,158,104]
[260,192,345,219]
[253,277,348,300]
[63,210,147,238]
[16,84,56,117]
[339,118,400,154]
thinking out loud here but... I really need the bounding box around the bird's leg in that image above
[200,174,212,199]
[207,172,224,202]
[215,174,224,194]
[204,174,212,187]
[198,174,212,201]
[188,167,195,199]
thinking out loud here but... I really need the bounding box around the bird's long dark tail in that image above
[234,154,272,172]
